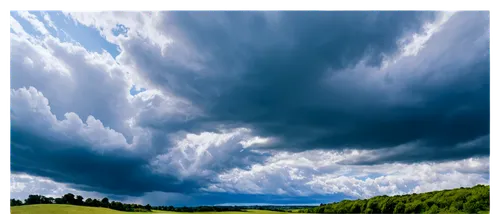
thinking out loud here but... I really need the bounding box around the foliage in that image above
[299,185,489,214]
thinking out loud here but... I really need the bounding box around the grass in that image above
[11,204,282,214]
[11,204,128,214]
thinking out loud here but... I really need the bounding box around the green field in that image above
[11,204,282,214]
[11,204,128,214]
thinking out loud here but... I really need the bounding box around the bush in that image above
[426,204,439,214]
[463,201,480,213]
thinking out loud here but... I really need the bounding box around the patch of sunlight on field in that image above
[10,204,128,214]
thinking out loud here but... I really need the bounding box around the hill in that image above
[299,184,489,214]
[10,204,131,214]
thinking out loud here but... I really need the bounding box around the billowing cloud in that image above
[209,152,489,199]
[11,11,489,205]
[66,11,489,160]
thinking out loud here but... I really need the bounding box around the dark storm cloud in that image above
[125,11,489,162]
[338,135,490,165]
[10,129,200,196]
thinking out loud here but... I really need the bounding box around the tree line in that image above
[10,193,308,213]
[152,205,244,212]
[10,193,152,212]
[299,184,489,214]
[152,205,314,212]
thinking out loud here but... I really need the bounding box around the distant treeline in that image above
[10,193,152,212]
[299,184,489,214]
[152,205,314,212]
[248,206,315,212]
[152,205,244,212]
[246,206,316,212]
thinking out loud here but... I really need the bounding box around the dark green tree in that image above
[393,202,405,214]
[84,198,93,206]
[101,197,110,207]
[91,199,101,207]
[54,197,64,204]
[75,195,84,205]
[426,204,439,214]
[62,193,75,205]
[10,199,23,206]
[24,195,42,205]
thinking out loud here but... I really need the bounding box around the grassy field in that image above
[11,204,128,214]
[11,204,282,214]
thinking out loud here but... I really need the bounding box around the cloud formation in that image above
[10,11,489,205]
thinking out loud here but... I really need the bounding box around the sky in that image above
[10,11,490,206]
